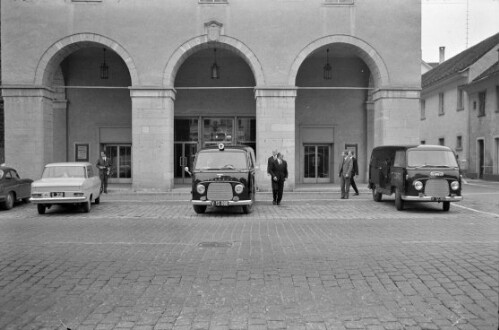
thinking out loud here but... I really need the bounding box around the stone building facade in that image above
[1,0,421,191]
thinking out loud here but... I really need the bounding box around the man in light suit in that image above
[269,152,288,205]
[96,151,112,193]
[338,150,353,199]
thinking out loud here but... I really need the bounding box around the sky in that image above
[421,0,499,63]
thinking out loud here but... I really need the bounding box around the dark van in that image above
[368,145,462,211]
[185,143,257,214]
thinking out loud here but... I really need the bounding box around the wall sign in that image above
[75,143,89,162]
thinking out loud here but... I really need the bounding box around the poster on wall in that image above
[75,143,89,162]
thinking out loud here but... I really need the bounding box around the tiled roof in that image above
[471,61,499,83]
[422,32,499,88]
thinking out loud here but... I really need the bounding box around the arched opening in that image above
[38,37,134,183]
[173,45,257,184]
[295,42,374,184]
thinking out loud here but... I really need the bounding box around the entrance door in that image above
[478,139,484,178]
[303,144,331,183]
[174,142,197,184]
[105,145,132,183]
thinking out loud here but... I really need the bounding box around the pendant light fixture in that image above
[211,48,220,79]
[100,48,109,80]
[323,48,332,80]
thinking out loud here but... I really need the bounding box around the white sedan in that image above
[30,162,101,214]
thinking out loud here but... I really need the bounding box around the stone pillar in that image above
[372,88,421,146]
[2,86,54,180]
[365,100,374,179]
[52,99,68,162]
[255,87,296,192]
[130,87,175,191]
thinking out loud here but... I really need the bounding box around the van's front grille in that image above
[207,183,233,200]
[425,179,449,198]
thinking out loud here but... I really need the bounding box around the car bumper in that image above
[402,195,463,202]
[30,196,88,204]
[192,200,253,206]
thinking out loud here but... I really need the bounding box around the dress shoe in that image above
[354,193,359,196]
[273,201,277,205]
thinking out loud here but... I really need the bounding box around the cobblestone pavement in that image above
[0,189,497,330]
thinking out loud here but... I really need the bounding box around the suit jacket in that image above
[267,155,277,175]
[269,159,288,182]
[351,156,358,176]
[96,157,112,174]
[339,156,353,178]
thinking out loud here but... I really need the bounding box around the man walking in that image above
[269,152,288,205]
[96,151,112,193]
[349,150,359,196]
[267,149,278,202]
[338,150,353,199]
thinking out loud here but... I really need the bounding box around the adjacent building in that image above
[420,32,499,180]
[1,0,421,191]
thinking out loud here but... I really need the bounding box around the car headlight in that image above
[413,180,423,191]
[196,184,206,194]
[450,181,460,190]
[234,184,244,194]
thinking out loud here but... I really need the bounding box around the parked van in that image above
[368,145,462,211]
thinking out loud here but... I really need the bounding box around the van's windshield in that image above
[194,150,247,170]
[407,150,458,168]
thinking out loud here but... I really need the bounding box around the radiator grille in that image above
[425,179,449,198]
[207,183,233,200]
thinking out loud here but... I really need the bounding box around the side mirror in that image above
[184,166,191,175]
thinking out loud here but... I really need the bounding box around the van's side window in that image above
[394,151,406,167]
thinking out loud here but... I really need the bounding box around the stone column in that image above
[130,87,175,191]
[2,86,54,180]
[372,88,421,146]
[255,87,296,192]
[52,99,68,162]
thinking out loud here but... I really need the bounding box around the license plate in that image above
[431,197,442,202]
[212,201,229,207]
[51,192,64,198]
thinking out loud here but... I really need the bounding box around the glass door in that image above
[174,142,197,184]
[104,145,132,183]
[202,118,234,147]
[303,144,331,183]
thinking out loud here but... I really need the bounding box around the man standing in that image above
[338,150,353,199]
[267,149,278,202]
[269,152,288,205]
[96,151,112,193]
[349,150,359,196]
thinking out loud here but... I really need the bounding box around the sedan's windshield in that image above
[194,151,247,170]
[407,150,458,168]
[42,166,86,178]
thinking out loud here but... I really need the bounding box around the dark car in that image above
[0,165,33,210]
[368,145,462,211]
[185,143,257,214]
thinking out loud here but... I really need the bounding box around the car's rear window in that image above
[194,150,247,170]
[42,166,86,178]
[407,150,458,168]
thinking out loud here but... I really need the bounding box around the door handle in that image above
[179,156,187,167]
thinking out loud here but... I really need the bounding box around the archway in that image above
[292,36,387,185]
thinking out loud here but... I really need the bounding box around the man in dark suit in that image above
[338,150,353,199]
[269,152,288,205]
[267,149,278,202]
[96,151,112,193]
[349,150,359,196]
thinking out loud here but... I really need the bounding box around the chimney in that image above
[439,46,445,64]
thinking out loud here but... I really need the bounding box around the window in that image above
[478,91,486,117]
[439,138,445,146]
[420,99,426,120]
[438,92,445,116]
[457,88,464,111]
[456,135,463,151]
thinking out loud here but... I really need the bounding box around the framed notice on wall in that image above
[75,143,89,162]
[345,144,358,157]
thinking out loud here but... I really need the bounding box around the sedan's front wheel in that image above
[82,200,91,213]
[37,204,46,215]
[193,205,206,214]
